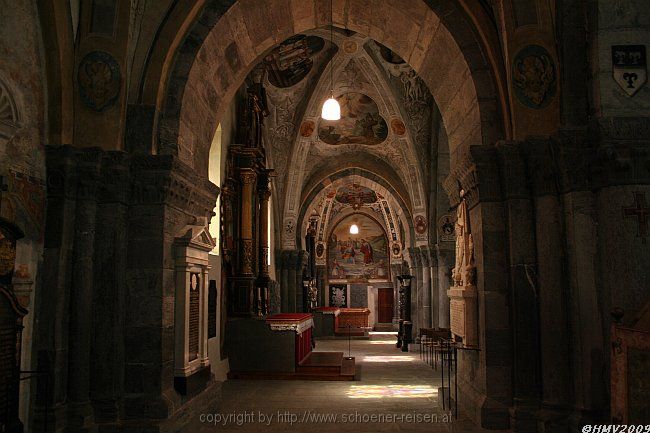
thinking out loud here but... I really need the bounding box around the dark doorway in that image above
[377,288,394,323]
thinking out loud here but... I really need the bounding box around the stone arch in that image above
[151,0,507,172]
[296,170,415,253]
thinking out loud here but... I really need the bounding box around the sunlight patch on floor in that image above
[346,385,437,399]
[369,331,398,335]
[362,355,417,362]
[368,340,397,344]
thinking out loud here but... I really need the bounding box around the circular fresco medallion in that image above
[78,51,122,111]
[344,41,358,54]
[391,118,406,136]
[512,45,557,109]
[300,120,315,137]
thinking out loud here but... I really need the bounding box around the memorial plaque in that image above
[188,274,200,361]
[450,299,465,337]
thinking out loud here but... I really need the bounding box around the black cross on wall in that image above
[623,192,649,244]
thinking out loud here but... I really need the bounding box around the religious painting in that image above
[319,93,389,145]
[263,35,325,88]
[328,214,389,282]
[335,184,378,206]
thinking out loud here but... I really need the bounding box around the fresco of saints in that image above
[341,239,356,263]
[331,259,342,278]
[360,239,374,264]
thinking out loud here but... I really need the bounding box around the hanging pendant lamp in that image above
[321,0,340,121]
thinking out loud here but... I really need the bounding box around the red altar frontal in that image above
[265,313,313,364]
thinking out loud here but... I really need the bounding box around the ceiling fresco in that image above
[318,92,388,145]
[334,183,379,206]
[263,34,325,88]
[239,28,437,249]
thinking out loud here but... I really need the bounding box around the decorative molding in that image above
[268,317,314,334]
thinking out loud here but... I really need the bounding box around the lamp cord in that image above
[330,0,333,97]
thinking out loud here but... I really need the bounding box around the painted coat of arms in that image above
[78,51,122,111]
[612,45,647,96]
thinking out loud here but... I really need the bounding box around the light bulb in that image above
[350,224,359,234]
[322,97,341,120]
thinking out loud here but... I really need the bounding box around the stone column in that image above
[435,248,452,328]
[408,248,421,336]
[497,143,542,430]
[279,251,290,312]
[34,147,79,431]
[391,264,402,322]
[419,246,432,329]
[90,153,129,424]
[295,250,309,312]
[316,265,326,307]
[286,250,299,312]
[67,151,101,430]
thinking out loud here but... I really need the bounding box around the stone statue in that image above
[453,189,475,287]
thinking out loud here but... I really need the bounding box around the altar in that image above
[312,307,340,337]
[226,313,355,380]
[336,308,371,336]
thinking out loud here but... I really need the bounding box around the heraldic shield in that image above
[612,45,647,96]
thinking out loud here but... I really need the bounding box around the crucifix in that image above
[623,192,649,244]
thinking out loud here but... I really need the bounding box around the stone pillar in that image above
[419,246,432,329]
[316,265,326,307]
[443,146,512,429]
[295,250,309,312]
[407,248,421,336]
[67,151,101,430]
[435,248,452,328]
[391,264,402,322]
[286,250,299,312]
[523,139,572,425]
[278,251,290,312]
[90,153,129,424]
[497,143,542,430]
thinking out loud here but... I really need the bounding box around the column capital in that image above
[239,169,257,185]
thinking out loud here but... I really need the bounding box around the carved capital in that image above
[444,145,501,209]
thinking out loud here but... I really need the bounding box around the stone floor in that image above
[184,332,473,433]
